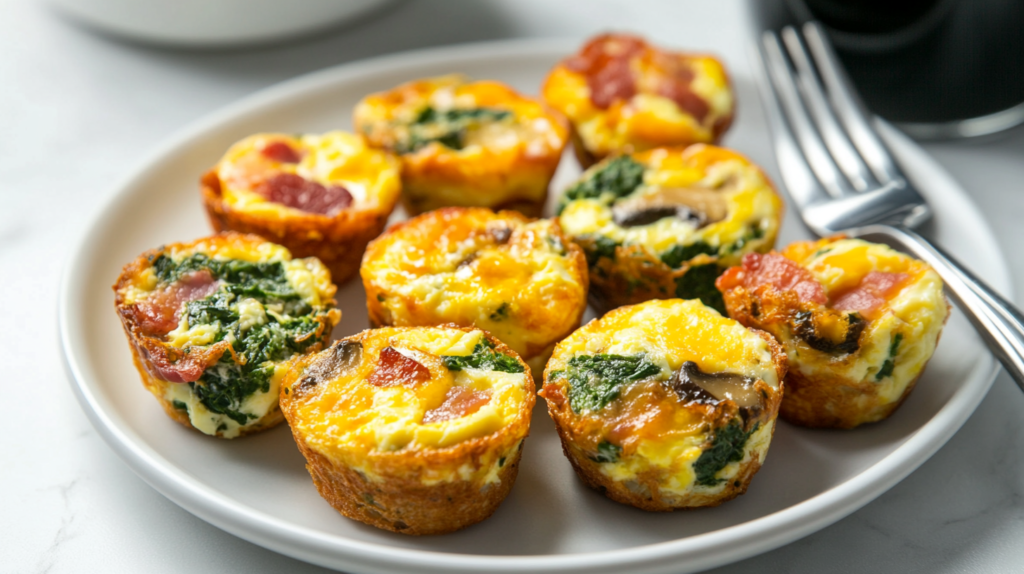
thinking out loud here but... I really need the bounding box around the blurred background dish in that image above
[749,0,1024,139]
[49,0,397,48]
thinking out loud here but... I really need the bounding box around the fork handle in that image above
[853,224,1024,391]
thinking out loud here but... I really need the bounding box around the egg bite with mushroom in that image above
[716,237,949,429]
[361,207,589,377]
[113,233,341,438]
[542,33,734,167]
[353,74,570,217]
[280,326,534,535]
[558,144,782,314]
[540,299,786,511]
[201,130,402,284]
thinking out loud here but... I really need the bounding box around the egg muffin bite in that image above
[362,207,589,377]
[542,33,734,167]
[353,74,570,217]
[716,237,949,429]
[558,145,782,314]
[540,299,786,511]
[113,233,341,438]
[280,326,533,535]
[201,131,401,284]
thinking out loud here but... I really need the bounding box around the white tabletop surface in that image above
[4,0,1024,572]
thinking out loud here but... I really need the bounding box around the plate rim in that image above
[58,37,1007,574]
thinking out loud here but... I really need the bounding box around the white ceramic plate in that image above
[60,39,1009,574]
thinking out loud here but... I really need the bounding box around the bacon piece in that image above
[131,270,219,336]
[260,141,302,163]
[832,271,909,315]
[656,70,709,123]
[565,34,646,109]
[368,347,430,387]
[717,253,827,304]
[422,386,492,423]
[255,173,353,215]
[140,339,231,383]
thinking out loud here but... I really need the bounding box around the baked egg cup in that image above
[540,299,786,511]
[201,131,401,284]
[361,207,589,378]
[279,326,534,535]
[353,74,570,217]
[112,233,341,439]
[557,144,782,314]
[542,33,734,167]
[717,237,949,429]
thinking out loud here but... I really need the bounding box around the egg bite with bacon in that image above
[540,299,786,511]
[558,144,782,314]
[113,233,341,438]
[201,130,401,284]
[361,207,589,377]
[542,33,734,167]
[280,326,533,535]
[353,74,570,217]
[716,237,949,429]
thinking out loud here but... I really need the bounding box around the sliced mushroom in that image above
[669,361,763,420]
[792,310,865,354]
[612,186,729,228]
[297,340,363,394]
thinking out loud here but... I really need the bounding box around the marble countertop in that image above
[4,0,1024,572]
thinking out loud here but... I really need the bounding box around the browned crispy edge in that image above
[280,326,535,534]
[361,207,590,370]
[112,232,338,438]
[201,170,396,284]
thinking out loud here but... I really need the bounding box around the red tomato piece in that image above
[565,34,646,109]
[717,253,827,304]
[368,347,430,387]
[422,386,492,423]
[260,141,302,163]
[256,173,352,215]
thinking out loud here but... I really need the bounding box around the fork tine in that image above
[801,22,904,184]
[762,31,855,199]
[781,27,876,192]
[751,33,831,211]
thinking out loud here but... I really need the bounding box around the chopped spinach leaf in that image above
[875,333,903,380]
[441,338,524,374]
[555,353,662,414]
[171,400,188,411]
[154,254,299,302]
[591,441,622,463]
[489,302,510,321]
[397,106,511,154]
[721,226,766,255]
[675,264,726,314]
[660,241,718,269]
[559,156,645,213]
[581,234,620,266]
[693,420,755,486]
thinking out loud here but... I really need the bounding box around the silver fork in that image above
[753,21,1024,392]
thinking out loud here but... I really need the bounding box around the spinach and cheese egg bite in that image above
[112,233,341,439]
[361,207,589,377]
[542,33,734,167]
[558,145,782,314]
[540,299,786,511]
[716,237,949,429]
[353,74,570,217]
[201,130,401,284]
[280,326,533,535]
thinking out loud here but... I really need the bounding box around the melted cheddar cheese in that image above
[362,208,588,375]
[283,327,532,485]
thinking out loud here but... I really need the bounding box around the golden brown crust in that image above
[581,240,709,314]
[201,171,391,284]
[280,326,533,535]
[296,434,523,535]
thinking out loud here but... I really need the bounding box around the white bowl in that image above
[50,0,395,48]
